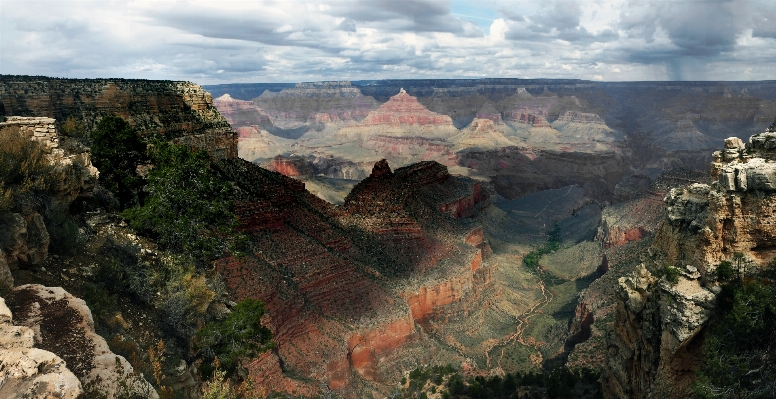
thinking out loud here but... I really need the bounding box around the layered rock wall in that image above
[604,131,776,398]
[0,75,236,159]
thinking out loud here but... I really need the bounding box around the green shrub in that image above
[0,126,64,212]
[60,116,86,138]
[654,265,681,284]
[194,299,273,377]
[90,115,146,208]
[694,279,776,397]
[524,224,561,270]
[122,141,242,261]
[716,260,734,282]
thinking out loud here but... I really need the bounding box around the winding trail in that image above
[484,264,555,369]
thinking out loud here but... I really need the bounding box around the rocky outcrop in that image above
[360,135,459,166]
[1,296,83,398]
[604,264,715,399]
[596,191,666,248]
[337,89,458,140]
[264,155,311,177]
[604,131,776,398]
[557,111,605,124]
[475,102,502,123]
[213,94,273,129]
[253,81,379,129]
[0,212,49,268]
[0,250,11,293]
[7,285,158,398]
[505,110,551,128]
[0,75,236,159]
[452,118,515,151]
[361,89,454,127]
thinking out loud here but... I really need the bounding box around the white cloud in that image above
[0,0,775,83]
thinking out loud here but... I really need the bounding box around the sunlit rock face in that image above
[337,89,459,140]
[604,131,776,398]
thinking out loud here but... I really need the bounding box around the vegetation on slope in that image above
[523,224,561,271]
[398,364,601,399]
[122,140,243,261]
[90,115,147,208]
[692,259,776,398]
[0,114,273,397]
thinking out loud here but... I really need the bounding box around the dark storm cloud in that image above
[752,9,776,39]
[619,0,752,59]
[338,19,358,32]
[501,1,618,44]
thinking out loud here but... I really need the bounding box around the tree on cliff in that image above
[121,141,242,261]
[90,115,146,208]
[194,298,273,378]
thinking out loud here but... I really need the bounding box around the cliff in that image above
[603,131,776,398]
[213,158,494,397]
[0,75,236,159]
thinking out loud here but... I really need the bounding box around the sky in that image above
[1,0,776,84]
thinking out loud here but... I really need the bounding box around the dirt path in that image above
[484,266,555,369]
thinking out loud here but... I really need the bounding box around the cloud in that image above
[1,0,776,83]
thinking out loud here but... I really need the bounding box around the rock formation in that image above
[475,102,502,124]
[0,296,83,398]
[213,158,494,397]
[253,81,380,129]
[213,94,273,129]
[0,117,97,270]
[0,75,236,159]
[6,285,158,398]
[337,89,458,140]
[556,111,606,124]
[603,131,776,398]
[452,118,515,151]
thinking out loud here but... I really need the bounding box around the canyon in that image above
[3,75,776,398]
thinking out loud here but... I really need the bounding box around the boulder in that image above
[9,285,158,398]
[0,295,83,398]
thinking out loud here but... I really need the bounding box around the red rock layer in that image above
[437,183,486,218]
[505,111,551,127]
[361,90,454,127]
[214,158,495,396]
[264,155,311,177]
[596,192,666,248]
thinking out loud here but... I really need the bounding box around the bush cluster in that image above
[194,299,274,378]
[523,224,561,270]
[90,115,147,208]
[0,126,65,212]
[400,365,601,399]
[122,141,242,261]
[653,264,681,284]
[692,260,776,398]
